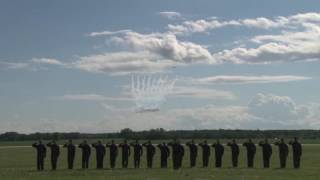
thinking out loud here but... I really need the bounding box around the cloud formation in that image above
[189,75,311,84]
[158,11,181,20]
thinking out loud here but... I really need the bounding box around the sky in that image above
[0,0,320,133]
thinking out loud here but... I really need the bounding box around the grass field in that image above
[0,140,319,180]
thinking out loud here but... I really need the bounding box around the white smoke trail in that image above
[131,75,175,112]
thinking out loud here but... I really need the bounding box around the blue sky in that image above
[0,0,320,133]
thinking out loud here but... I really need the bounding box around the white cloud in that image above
[189,75,311,84]
[88,29,132,37]
[158,11,181,20]
[71,51,177,75]
[170,86,235,100]
[112,32,215,63]
[168,12,320,35]
[31,58,63,65]
[247,93,316,128]
[58,94,132,101]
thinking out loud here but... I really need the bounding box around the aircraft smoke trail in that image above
[131,75,175,112]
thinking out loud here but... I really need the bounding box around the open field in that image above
[0,140,319,180]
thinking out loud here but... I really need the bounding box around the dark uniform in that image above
[78,141,91,169]
[143,141,156,168]
[227,140,239,167]
[32,141,47,171]
[130,141,143,168]
[92,141,106,169]
[106,140,118,168]
[119,141,131,168]
[199,141,211,168]
[169,140,184,169]
[157,143,170,168]
[212,141,224,168]
[258,139,272,168]
[289,137,302,168]
[63,140,76,169]
[275,139,289,168]
[186,140,198,167]
[47,141,60,170]
[243,139,256,168]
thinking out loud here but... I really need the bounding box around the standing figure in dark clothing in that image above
[143,140,156,168]
[157,142,170,168]
[47,140,60,170]
[169,139,184,169]
[32,140,47,171]
[212,140,224,168]
[119,140,131,168]
[78,140,91,169]
[227,139,239,167]
[92,140,106,169]
[258,139,272,168]
[199,140,211,168]
[186,140,198,168]
[130,140,143,168]
[275,138,289,168]
[289,137,302,168]
[243,139,256,168]
[106,140,118,168]
[63,139,76,169]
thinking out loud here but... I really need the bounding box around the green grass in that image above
[0,141,319,180]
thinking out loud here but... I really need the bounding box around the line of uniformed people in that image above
[32,137,302,171]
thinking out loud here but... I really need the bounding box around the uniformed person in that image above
[47,140,60,170]
[289,137,302,168]
[106,140,118,168]
[177,141,185,168]
[168,139,184,169]
[63,139,76,169]
[243,139,256,168]
[157,142,170,168]
[186,139,198,168]
[92,140,106,169]
[258,138,272,168]
[78,140,91,169]
[130,140,143,168]
[275,138,289,168]
[143,140,156,168]
[32,140,47,171]
[227,139,239,167]
[212,140,224,168]
[199,140,211,168]
[119,140,131,168]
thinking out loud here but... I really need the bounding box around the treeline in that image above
[1,128,320,141]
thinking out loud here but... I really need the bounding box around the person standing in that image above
[130,140,143,168]
[275,138,289,168]
[186,140,198,168]
[227,139,239,168]
[199,140,211,168]
[106,140,118,168]
[289,137,302,169]
[63,139,76,169]
[46,140,60,170]
[258,139,272,168]
[79,140,91,169]
[169,139,184,169]
[32,140,47,171]
[119,140,131,168]
[243,139,256,168]
[157,142,170,168]
[143,140,156,168]
[212,140,224,168]
[92,140,106,169]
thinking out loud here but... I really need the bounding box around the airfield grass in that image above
[0,140,319,180]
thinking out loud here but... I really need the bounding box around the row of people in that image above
[32,138,302,171]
